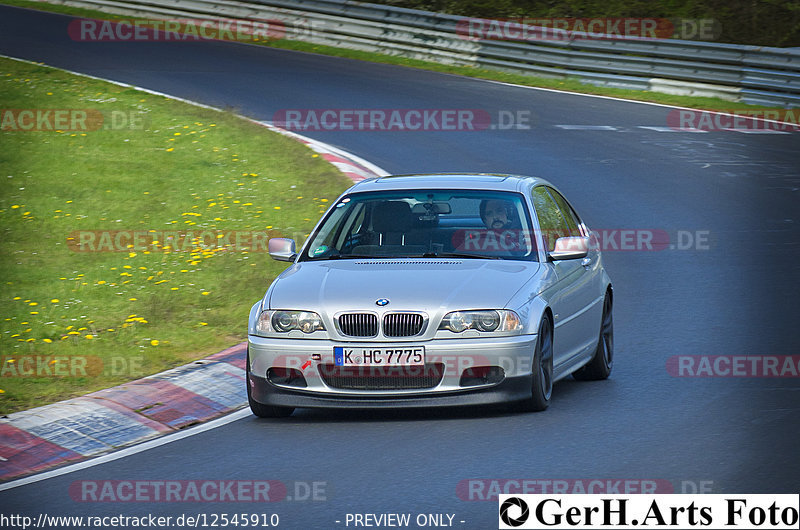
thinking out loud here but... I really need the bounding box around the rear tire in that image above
[573,291,613,381]
[246,348,295,418]
[516,314,553,412]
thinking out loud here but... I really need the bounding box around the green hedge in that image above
[372,0,799,47]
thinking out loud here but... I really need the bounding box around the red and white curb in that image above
[0,55,387,483]
[1,344,246,482]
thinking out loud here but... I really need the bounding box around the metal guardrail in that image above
[49,0,800,107]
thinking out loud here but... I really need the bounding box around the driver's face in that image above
[483,200,510,229]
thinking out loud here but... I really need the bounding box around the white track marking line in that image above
[555,125,618,130]
[637,126,709,133]
[721,128,791,134]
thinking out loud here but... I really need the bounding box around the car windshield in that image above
[299,189,538,261]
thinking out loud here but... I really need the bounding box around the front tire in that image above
[516,313,553,412]
[573,291,613,381]
[246,348,295,418]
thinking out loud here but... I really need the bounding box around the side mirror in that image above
[548,236,589,261]
[268,238,297,262]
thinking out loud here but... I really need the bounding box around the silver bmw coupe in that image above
[247,174,613,416]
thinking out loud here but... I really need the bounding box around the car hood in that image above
[266,259,541,314]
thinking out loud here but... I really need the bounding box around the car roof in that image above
[346,173,554,194]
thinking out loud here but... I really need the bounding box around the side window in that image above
[531,186,571,252]
[546,187,583,237]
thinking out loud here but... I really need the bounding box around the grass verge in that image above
[0,55,351,414]
[0,0,780,113]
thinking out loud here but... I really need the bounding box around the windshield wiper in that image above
[317,254,365,260]
[420,252,502,260]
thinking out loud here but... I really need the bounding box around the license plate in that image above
[334,346,425,366]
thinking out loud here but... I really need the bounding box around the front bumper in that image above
[247,334,537,409]
[249,372,534,409]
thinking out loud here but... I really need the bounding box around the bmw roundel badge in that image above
[375,298,390,307]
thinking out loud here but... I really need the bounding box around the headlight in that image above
[438,310,521,333]
[256,310,325,335]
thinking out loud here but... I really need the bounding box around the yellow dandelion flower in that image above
[51,299,59,303]
[85,334,93,340]
[150,339,159,346]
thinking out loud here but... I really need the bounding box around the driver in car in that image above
[480,199,516,230]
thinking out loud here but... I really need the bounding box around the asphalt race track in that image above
[1,5,799,528]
